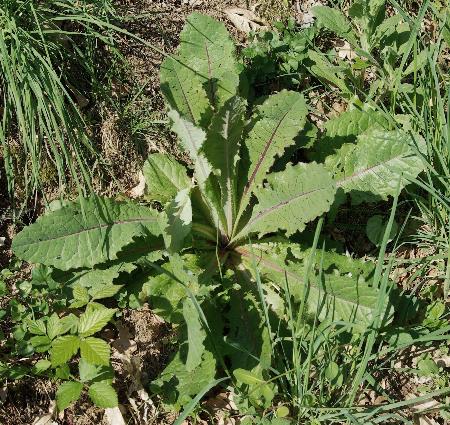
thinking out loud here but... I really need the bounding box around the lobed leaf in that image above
[12,197,162,270]
[168,109,211,186]
[163,188,193,253]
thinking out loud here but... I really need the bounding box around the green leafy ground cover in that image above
[1,1,450,424]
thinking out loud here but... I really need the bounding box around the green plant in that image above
[307,0,433,104]
[243,18,316,90]
[0,0,121,202]
[0,260,119,410]
[10,12,429,417]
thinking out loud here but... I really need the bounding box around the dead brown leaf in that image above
[225,8,266,34]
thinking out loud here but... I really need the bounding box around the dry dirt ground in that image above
[0,1,292,424]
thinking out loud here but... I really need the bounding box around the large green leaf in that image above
[183,297,206,372]
[177,13,240,110]
[143,153,191,204]
[324,108,389,141]
[160,13,240,126]
[309,108,389,161]
[234,162,335,241]
[12,197,162,270]
[202,96,246,236]
[160,56,212,127]
[236,246,389,330]
[329,129,426,204]
[238,91,308,211]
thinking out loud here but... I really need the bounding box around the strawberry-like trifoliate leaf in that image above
[88,381,118,408]
[56,381,83,411]
[78,305,116,337]
[80,337,111,366]
[50,335,80,366]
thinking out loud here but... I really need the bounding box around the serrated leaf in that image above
[150,350,216,407]
[56,381,83,411]
[55,364,71,380]
[202,96,246,235]
[79,358,114,383]
[70,284,89,308]
[183,297,206,372]
[80,337,110,366]
[30,335,52,352]
[238,91,308,211]
[59,314,79,335]
[235,162,335,241]
[143,153,191,204]
[160,56,212,127]
[164,188,192,253]
[88,381,118,408]
[324,109,389,139]
[331,129,426,204]
[237,246,389,330]
[168,109,223,229]
[312,6,356,44]
[33,359,51,374]
[27,318,46,335]
[51,335,80,366]
[89,284,123,301]
[160,13,240,128]
[12,197,162,270]
[78,305,116,337]
[46,313,62,340]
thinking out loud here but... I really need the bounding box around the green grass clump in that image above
[0,0,122,205]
